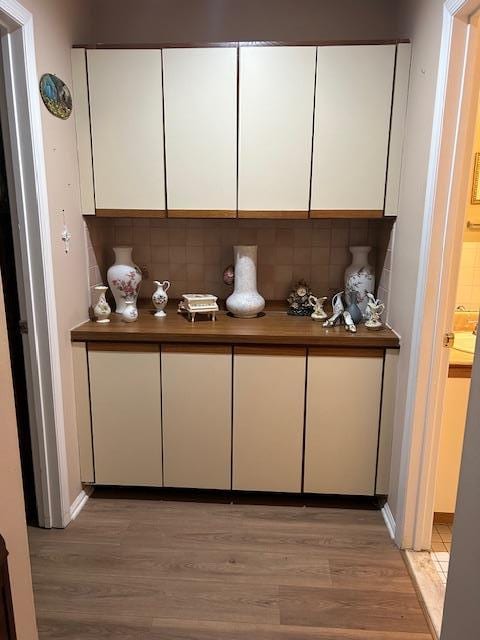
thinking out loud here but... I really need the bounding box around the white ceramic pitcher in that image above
[152,280,171,317]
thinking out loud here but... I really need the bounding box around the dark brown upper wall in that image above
[89,0,404,45]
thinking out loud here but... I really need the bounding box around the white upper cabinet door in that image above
[385,43,411,217]
[311,45,396,214]
[163,48,237,216]
[87,50,166,212]
[71,49,95,215]
[238,46,316,216]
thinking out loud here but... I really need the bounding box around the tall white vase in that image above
[107,247,142,314]
[226,245,265,318]
[344,245,375,318]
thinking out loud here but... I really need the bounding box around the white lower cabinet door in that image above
[233,347,306,492]
[434,375,470,514]
[89,344,163,486]
[162,345,232,489]
[304,349,383,496]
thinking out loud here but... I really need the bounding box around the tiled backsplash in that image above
[85,217,394,309]
[456,242,480,311]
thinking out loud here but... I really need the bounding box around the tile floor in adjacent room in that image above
[431,523,453,585]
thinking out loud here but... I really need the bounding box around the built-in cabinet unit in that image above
[237,47,316,218]
[71,42,410,219]
[161,344,232,489]
[162,48,237,217]
[311,45,395,217]
[74,341,398,496]
[304,348,383,495]
[87,50,166,215]
[88,344,163,485]
[233,347,306,491]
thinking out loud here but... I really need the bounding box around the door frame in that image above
[0,0,70,527]
[395,0,480,550]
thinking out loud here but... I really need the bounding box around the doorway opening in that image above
[399,3,480,637]
[422,85,480,610]
[0,0,73,530]
[0,116,37,526]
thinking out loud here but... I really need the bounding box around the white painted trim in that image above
[0,0,70,527]
[396,0,480,550]
[69,488,90,521]
[381,503,396,540]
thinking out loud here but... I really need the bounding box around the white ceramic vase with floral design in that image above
[122,299,138,323]
[107,247,142,314]
[226,245,265,318]
[93,285,111,323]
[344,246,375,318]
[152,280,171,317]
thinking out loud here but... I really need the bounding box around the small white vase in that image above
[121,299,138,323]
[93,285,111,323]
[344,246,375,318]
[107,247,142,314]
[226,245,265,318]
[152,280,170,317]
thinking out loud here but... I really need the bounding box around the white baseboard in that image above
[382,502,396,540]
[69,488,91,521]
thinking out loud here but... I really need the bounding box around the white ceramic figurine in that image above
[365,293,385,331]
[308,295,328,321]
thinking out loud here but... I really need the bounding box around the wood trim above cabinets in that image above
[95,209,167,218]
[309,209,384,219]
[238,210,309,219]
[74,39,410,51]
[88,342,160,353]
[167,209,237,219]
[308,347,384,358]
[234,345,307,357]
[94,209,390,220]
[162,344,232,355]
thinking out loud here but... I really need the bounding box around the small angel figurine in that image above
[308,295,327,321]
[365,293,385,331]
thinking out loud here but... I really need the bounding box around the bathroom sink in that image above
[453,332,477,355]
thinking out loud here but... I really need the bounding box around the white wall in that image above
[91,0,402,43]
[387,0,445,522]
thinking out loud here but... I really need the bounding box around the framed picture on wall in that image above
[471,152,480,204]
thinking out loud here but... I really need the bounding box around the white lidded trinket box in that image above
[178,294,219,323]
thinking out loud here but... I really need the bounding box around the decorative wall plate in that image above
[39,73,72,120]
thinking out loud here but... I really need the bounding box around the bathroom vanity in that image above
[434,329,475,515]
[71,307,399,497]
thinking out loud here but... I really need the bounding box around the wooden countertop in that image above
[71,306,400,348]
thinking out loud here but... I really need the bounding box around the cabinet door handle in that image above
[443,332,455,348]
[467,220,480,230]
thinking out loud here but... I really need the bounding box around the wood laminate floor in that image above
[28,497,432,639]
